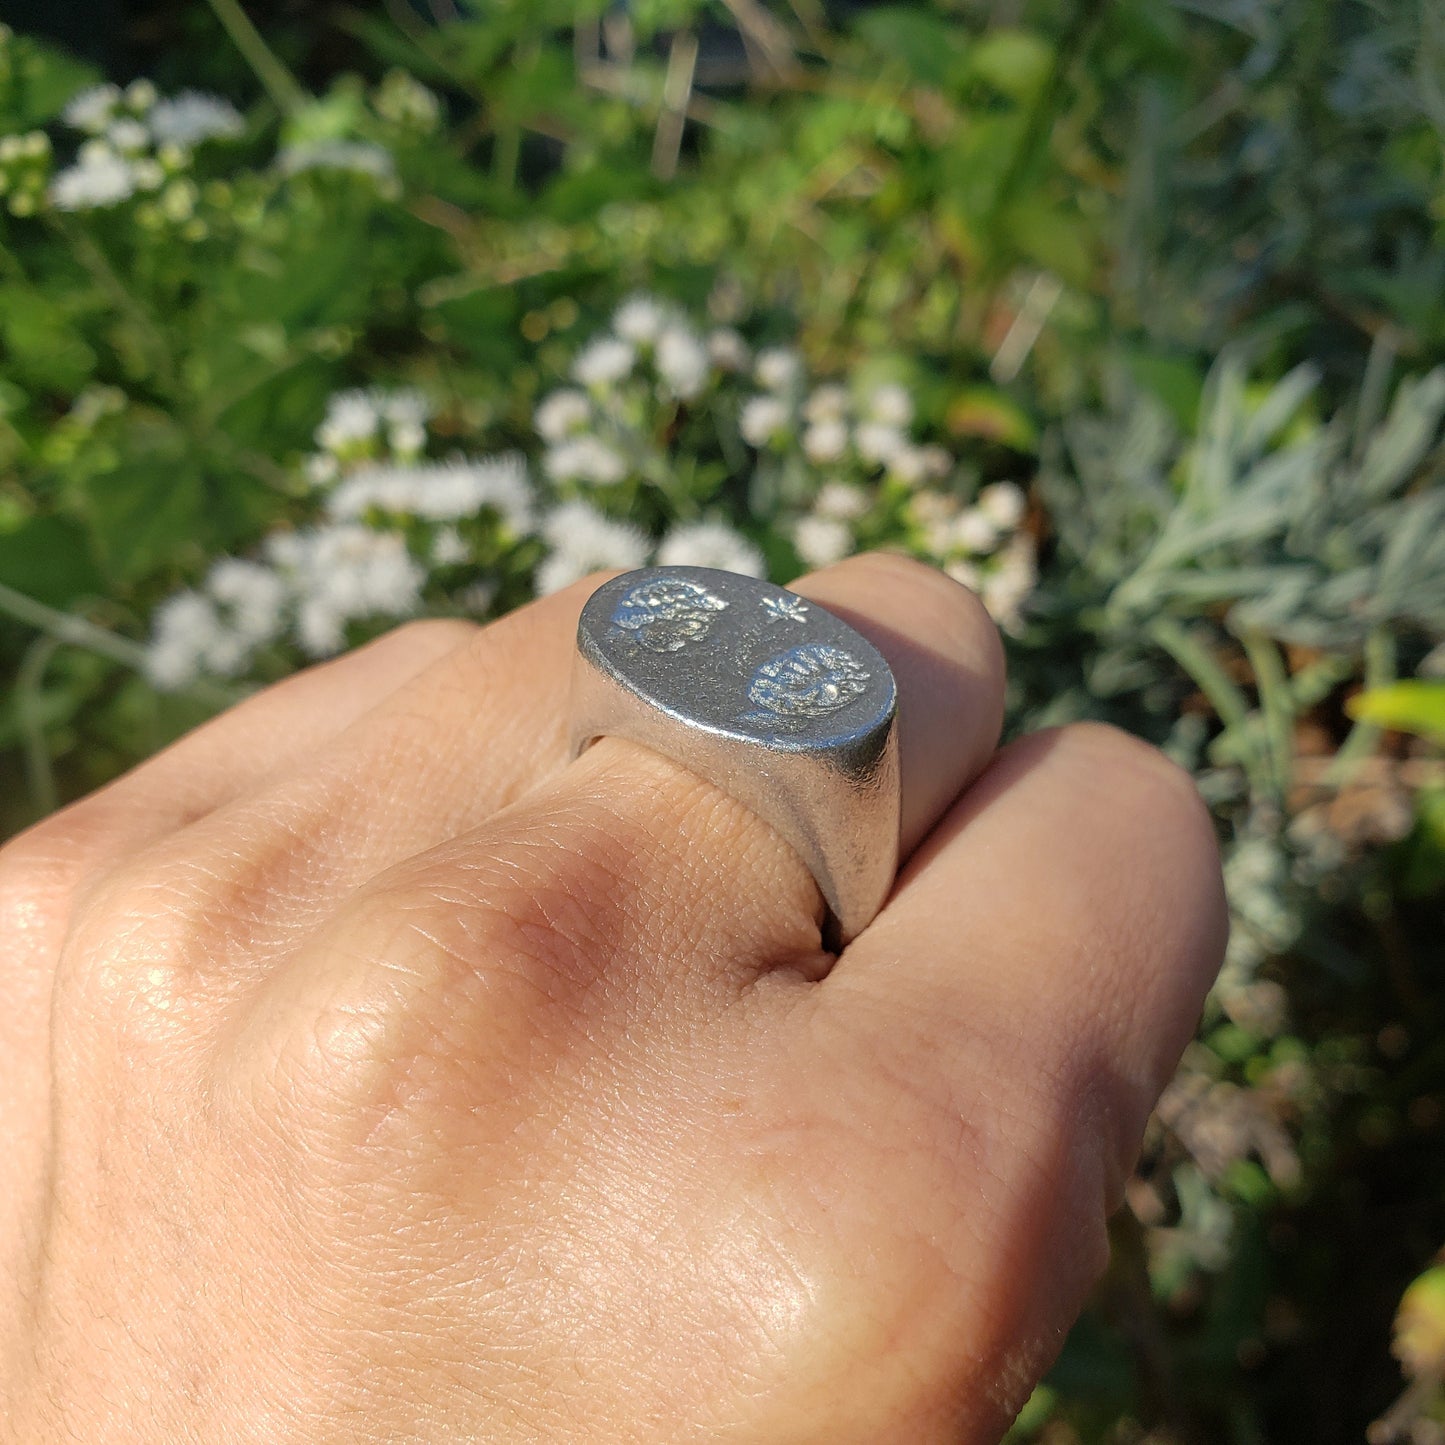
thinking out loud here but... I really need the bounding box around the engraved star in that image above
[761,594,809,624]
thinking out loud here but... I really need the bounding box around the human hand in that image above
[0,553,1226,1443]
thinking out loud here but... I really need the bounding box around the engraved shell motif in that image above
[609,577,729,653]
[745,643,870,724]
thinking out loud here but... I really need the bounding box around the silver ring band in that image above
[568,566,901,949]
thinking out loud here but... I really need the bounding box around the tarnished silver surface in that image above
[569,566,901,948]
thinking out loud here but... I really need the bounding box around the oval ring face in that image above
[578,566,896,751]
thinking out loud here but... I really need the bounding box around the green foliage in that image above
[0,2,1442,1440]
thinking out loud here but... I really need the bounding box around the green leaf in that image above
[0,34,100,130]
[1002,196,1093,290]
[81,420,206,586]
[0,514,103,606]
[1347,681,1445,745]
[966,30,1054,103]
[0,285,97,394]
[1123,350,1206,432]
[850,8,967,90]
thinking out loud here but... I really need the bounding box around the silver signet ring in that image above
[568,566,901,949]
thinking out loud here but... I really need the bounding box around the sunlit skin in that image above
[0,552,1227,1443]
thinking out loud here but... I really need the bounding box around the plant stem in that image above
[0,581,253,712]
[1150,615,1272,802]
[204,0,310,117]
[1327,627,1397,785]
[1240,629,1294,805]
[17,634,61,816]
[1148,616,1252,735]
[0,580,149,669]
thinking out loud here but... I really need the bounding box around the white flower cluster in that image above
[49,80,242,214]
[276,140,397,192]
[908,481,1037,632]
[265,525,425,658]
[147,297,1039,689]
[147,517,430,688]
[147,388,541,687]
[327,456,533,535]
[535,501,649,595]
[744,369,951,488]
[312,387,431,462]
[535,294,744,492]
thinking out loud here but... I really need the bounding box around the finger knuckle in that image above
[0,800,120,900]
[52,858,218,1051]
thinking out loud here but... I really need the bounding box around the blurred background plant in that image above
[0,1,1441,1439]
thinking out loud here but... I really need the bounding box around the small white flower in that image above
[865,382,914,428]
[739,394,790,447]
[917,445,953,477]
[145,590,224,689]
[278,139,396,183]
[544,436,629,487]
[388,419,426,457]
[537,501,648,594]
[572,336,636,389]
[105,117,149,153]
[977,480,1026,530]
[909,491,954,527]
[887,446,931,486]
[148,91,244,148]
[305,452,340,486]
[656,520,765,577]
[268,524,425,655]
[613,295,671,345]
[655,326,709,401]
[456,578,498,614]
[951,507,999,554]
[430,526,470,566]
[316,390,379,454]
[296,596,346,658]
[944,558,981,591]
[754,347,802,393]
[802,419,848,464]
[980,536,1037,633]
[132,160,166,193]
[374,389,432,427]
[803,384,850,424]
[49,146,135,209]
[206,558,285,645]
[125,80,158,113]
[534,389,591,443]
[62,84,122,134]
[814,481,869,521]
[921,514,957,556]
[890,445,952,486]
[854,422,907,467]
[792,515,852,568]
[706,328,750,372]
